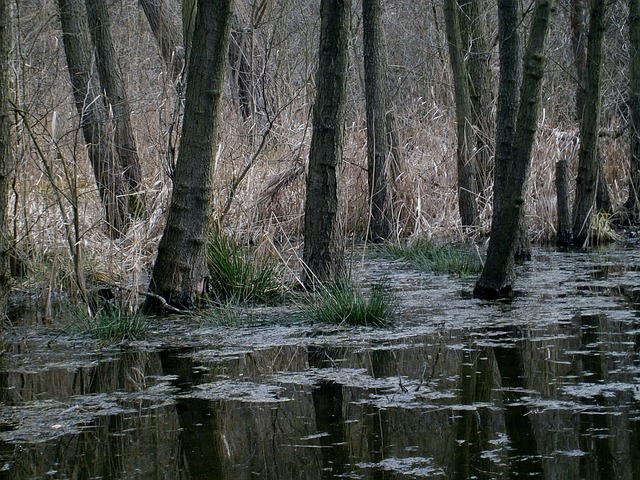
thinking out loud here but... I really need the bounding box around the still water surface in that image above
[1,248,639,479]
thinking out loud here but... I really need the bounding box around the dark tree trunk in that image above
[85,0,146,217]
[443,0,478,230]
[229,16,254,121]
[474,0,556,299]
[138,0,185,84]
[363,0,393,242]
[572,0,607,246]
[58,0,130,237]
[459,0,495,202]
[302,0,351,288]
[0,0,12,315]
[144,0,234,312]
[625,0,640,223]
[572,0,611,219]
[556,158,573,246]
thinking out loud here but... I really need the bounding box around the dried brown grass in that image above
[7,0,633,315]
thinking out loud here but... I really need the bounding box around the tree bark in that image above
[625,0,640,223]
[459,0,495,202]
[556,158,573,246]
[138,0,185,85]
[363,0,393,242]
[144,0,234,312]
[302,0,350,288]
[572,0,607,246]
[444,0,478,230]
[0,0,12,315]
[572,0,611,218]
[474,0,556,299]
[85,0,146,217]
[57,0,130,237]
[228,16,254,121]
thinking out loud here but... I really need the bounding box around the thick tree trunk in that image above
[85,0,146,217]
[625,0,640,223]
[0,0,12,314]
[474,0,556,299]
[363,0,393,242]
[302,0,350,288]
[138,0,185,85]
[144,0,234,312]
[443,0,478,230]
[572,0,607,246]
[58,0,130,237]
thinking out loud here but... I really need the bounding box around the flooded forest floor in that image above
[1,246,640,479]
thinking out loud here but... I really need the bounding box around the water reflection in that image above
[0,249,639,478]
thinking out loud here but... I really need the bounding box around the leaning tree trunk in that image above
[625,0,640,223]
[0,0,12,315]
[144,0,234,312]
[302,0,351,288]
[443,0,478,230]
[363,0,394,242]
[58,0,130,237]
[85,0,146,217]
[572,0,607,247]
[138,0,185,85]
[474,0,556,299]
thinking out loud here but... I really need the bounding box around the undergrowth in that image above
[67,306,149,342]
[305,281,394,327]
[207,234,283,304]
[383,240,483,277]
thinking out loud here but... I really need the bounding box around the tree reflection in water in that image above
[1,250,640,479]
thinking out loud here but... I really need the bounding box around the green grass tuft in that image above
[207,234,283,304]
[383,240,483,276]
[306,281,394,327]
[70,307,149,342]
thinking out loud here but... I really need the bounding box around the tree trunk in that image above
[0,0,12,315]
[572,0,611,219]
[302,0,351,288]
[491,0,522,235]
[459,0,495,202]
[229,16,254,121]
[144,0,234,312]
[85,0,146,217]
[138,0,185,85]
[57,0,130,237]
[363,0,393,242]
[474,0,556,299]
[444,0,478,230]
[556,158,573,246]
[625,0,640,223]
[572,0,607,246]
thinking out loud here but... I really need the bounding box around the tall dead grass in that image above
[6,0,632,315]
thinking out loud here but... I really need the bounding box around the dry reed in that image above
[6,0,632,317]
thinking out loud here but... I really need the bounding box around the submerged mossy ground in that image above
[1,247,640,479]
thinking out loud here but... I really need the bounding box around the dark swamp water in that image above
[1,248,640,479]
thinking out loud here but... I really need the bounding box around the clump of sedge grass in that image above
[383,240,483,277]
[207,234,282,304]
[70,306,149,342]
[589,211,622,245]
[306,281,394,327]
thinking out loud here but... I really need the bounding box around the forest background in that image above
[0,0,634,316]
